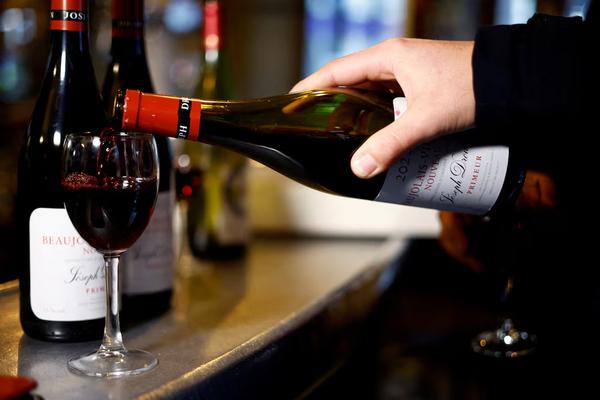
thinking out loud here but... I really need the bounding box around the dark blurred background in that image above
[0,0,589,283]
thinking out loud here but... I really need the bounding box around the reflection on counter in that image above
[172,249,248,328]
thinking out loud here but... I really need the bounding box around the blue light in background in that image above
[565,0,591,17]
[0,8,36,101]
[164,0,202,34]
[303,0,407,77]
[494,0,537,24]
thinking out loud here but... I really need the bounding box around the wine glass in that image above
[471,212,537,358]
[61,131,159,377]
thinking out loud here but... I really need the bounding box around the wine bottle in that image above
[183,0,248,259]
[112,89,525,215]
[102,0,174,321]
[17,0,105,342]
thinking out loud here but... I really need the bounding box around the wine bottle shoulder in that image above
[103,57,154,91]
[28,58,104,140]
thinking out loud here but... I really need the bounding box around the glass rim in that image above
[64,131,155,141]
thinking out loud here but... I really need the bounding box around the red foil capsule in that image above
[112,0,144,39]
[122,89,201,141]
[50,0,87,32]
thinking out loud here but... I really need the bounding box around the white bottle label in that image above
[29,208,105,321]
[122,191,174,295]
[375,98,510,215]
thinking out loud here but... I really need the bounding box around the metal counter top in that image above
[0,238,406,399]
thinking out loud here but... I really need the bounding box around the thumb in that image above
[351,99,431,179]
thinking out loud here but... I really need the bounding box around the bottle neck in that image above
[113,89,394,142]
[200,0,226,99]
[49,29,91,55]
[203,0,222,55]
[110,0,146,57]
[110,37,147,58]
[49,0,91,54]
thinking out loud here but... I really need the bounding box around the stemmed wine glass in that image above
[61,131,159,377]
[471,212,537,358]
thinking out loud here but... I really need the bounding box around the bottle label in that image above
[122,191,174,295]
[29,208,105,321]
[112,0,144,39]
[50,0,87,32]
[177,98,193,139]
[375,98,509,215]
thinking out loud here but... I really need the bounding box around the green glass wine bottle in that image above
[112,87,525,216]
[182,0,248,260]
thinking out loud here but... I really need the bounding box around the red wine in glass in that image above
[61,174,158,253]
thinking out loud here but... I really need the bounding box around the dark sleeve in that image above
[473,14,596,133]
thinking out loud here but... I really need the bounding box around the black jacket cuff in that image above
[473,14,586,131]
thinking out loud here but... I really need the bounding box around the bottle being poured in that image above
[110,88,525,216]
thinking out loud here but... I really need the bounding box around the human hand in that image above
[291,38,476,179]
[438,171,558,273]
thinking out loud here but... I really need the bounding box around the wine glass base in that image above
[68,348,158,378]
[471,319,537,358]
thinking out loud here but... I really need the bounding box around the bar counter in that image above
[0,237,405,399]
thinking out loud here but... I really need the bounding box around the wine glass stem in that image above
[100,255,126,354]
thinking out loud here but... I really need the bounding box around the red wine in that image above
[17,0,105,342]
[112,89,525,215]
[62,173,158,253]
[102,0,175,320]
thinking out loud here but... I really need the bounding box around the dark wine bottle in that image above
[102,0,174,321]
[112,89,525,216]
[17,0,106,342]
[184,0,248,260]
